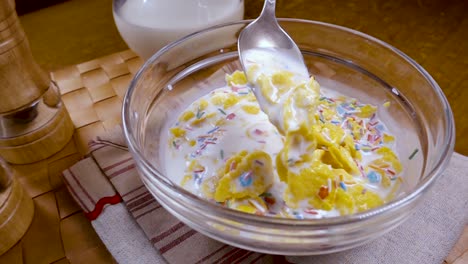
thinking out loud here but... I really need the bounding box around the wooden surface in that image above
[0,0,464,263]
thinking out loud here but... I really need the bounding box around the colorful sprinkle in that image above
[220,149,224,159]
[292,211,304,219]
[239,171,253,187]
[196,107,205,119]
[304,209,318,215]
[255,160,264,166]
[207,126,220,134]
[318,186,329,199]
[339,182,347,191]
[229,161,237,171]
[409,148,419,160]
[367,171,381,184]
[226,113,236,120]
[264,196,276,205]
[218,108,227,115]
[254,129,264,135]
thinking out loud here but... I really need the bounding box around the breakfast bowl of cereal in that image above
[122,19,454,255]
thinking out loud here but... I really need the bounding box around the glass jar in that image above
[113,0,244,59]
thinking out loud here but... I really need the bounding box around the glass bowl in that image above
[122,19,455,255]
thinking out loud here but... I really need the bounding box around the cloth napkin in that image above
[63,128,468,264]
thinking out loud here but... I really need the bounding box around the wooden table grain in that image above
[0,0,465,263]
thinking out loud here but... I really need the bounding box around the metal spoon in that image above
[238,0,308,78]
[237,0,309,132]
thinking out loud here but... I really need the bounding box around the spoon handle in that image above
[260,0,277,20]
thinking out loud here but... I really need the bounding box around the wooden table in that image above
[0,0,466,263]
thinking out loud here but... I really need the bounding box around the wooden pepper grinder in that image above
[0,0,74,164]
[0,157,34,255]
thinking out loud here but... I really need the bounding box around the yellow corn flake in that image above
[377,147,403,173]
[191,115,207,126]
[383,133,395,143]
[241,105,260,115]
[271,71,294,97]
[322,107,336,120]
[357,104,377,118]
[226,70,248,86]
[276,126,316,181]
[291,83,319,108]
[215,118,227,127]
[179,111,195,122]
[308,124,359,174]
[284,165,324,208]
[383,101,391,108]
[235,204,257,214]
[188,160,204,172]
[245,93,257,102]
[256,74,276,103]
[342,133,359,159]
[223,94,239,109]
[198,99,209,110]
[308,76,321,94]
[222,150,248,174]
[210,93,228,106]
[385,177,402,202]
[170,127,186,137]
[246,64,259,81]
[189,140,196,147]
[230,197,267,214]
[334,188,355,214]
[284,156,353,209]
[214,150,273,202]
[181,174,192,187]
[201,176,218,199]
[329,145,359,174]
[275,150,289,183]
[327,184,384,215]
[348,185,383,212]
[381,171,391,188]
[271,71,294,86]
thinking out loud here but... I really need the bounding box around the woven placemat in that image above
[53,49,143,156]
[0,50,465,264]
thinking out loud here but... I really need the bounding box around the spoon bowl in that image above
[238,0,308,78]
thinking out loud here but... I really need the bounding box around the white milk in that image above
[113,0,244,59]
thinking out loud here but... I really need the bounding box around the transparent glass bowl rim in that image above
[122,18,455,227]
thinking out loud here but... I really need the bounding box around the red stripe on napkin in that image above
[85,194,123,221]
